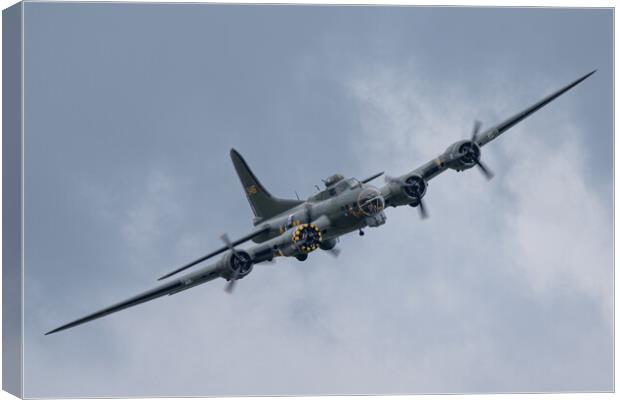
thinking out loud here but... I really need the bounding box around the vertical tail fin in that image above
[230,149,302,225]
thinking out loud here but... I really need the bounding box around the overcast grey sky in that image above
[22,3,612,397]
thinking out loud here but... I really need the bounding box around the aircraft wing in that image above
[157,226,270,281]
[45,263,223,335]
[416,70,596,182]
[475,70,596,148]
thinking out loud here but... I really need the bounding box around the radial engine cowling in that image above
[221,250,253,280]
[400,174,427,206]
[291,223,323,254]
[443,140,481,171]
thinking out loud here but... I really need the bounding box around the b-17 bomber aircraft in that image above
[46,70,596,335]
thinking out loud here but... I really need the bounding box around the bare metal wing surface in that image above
[46,71,596,335]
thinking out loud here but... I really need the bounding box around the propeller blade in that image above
[221,233,244,294]
[384,175,398,184]
[475,160,494,180]
[385,174,415,188]
[471,120,482,142]
[304,203,313,223]
[418,199,429,219]
[157,226,269,281]
[327,247,341,258]
[225,278,237,294]
[220,233,238,255]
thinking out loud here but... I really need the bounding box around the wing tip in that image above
[578,69,597,83]
[44,327,63,336]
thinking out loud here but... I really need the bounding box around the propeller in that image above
[220,234,240,293]
[303,203,313,224]
[157,226,270,281]
[418,200,429,219]
[471,119,482,142]
[385,175,428,219]
[220,233,271,293]
[297,207,340,258]
[326,247,341,258]
[468,120,494,180]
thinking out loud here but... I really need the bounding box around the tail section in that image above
[230,149,302,224]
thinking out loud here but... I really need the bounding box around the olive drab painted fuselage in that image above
[253,179,387,244]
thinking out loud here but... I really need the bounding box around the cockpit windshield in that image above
[335,178,360,191]
[328,178,360,196]
[310,177,362,201]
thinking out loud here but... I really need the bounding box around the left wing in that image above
[382,70,595,208]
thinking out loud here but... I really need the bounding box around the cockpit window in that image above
[309,177,362,201]
[333,178,360,192]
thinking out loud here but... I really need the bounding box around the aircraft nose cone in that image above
[357,187,385,216]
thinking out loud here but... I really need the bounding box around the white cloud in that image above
[505,130,612,314]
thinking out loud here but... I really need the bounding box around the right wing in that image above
[381,70,595,209]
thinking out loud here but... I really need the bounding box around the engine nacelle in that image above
[221,250,253,280]
[443,140,481,171]
[401,174,427,205]
[269,217,330,258]
[291,223,323,253]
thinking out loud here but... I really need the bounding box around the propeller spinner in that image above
[460,120,494,180]
[385,174,428,219]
